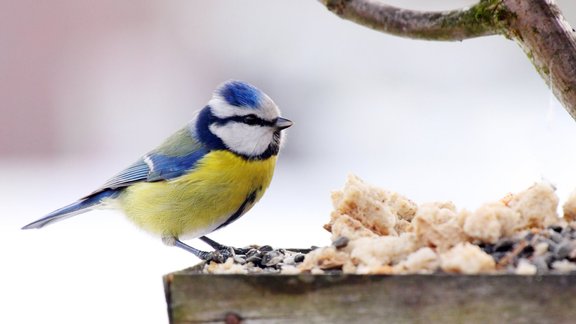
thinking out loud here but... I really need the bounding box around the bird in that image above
[22,80,293,261]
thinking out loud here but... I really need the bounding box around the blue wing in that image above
[89,126,208,194]
[97,149,208,190]
[22,126,208,230]
[97,159,151,189]
[22,150,208,230]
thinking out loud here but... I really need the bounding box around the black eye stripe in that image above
[214,115,275,127]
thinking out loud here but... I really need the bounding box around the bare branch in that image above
[504,0,576,121]
[319,0,576,121]
[320,0,505,40]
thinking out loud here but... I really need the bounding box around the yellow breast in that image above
[117,151,277,238]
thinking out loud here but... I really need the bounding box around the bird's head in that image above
[195,80,293,159]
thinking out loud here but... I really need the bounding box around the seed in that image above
[262,250,283,267]
[494,239,515,252]
[548,225,563,233]
[245,255,262,265]
[332,236,350,249]
[294,253,306,263]
[555,241,576,260]
[245,248,261,258]
[259,245,274,252]
[548,231,563,244]
[233,255,246,265]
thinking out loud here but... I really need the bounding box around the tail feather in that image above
[22,190,120,229]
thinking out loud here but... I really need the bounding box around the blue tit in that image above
[22,80,293,260]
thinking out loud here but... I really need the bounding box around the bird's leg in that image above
[174,240,215,261]
[200,236,249,255]
[162,236,229,263]
[199,236,227,250]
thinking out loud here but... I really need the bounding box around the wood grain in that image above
[164,267,576,323]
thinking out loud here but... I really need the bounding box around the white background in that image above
[2,1,576,323]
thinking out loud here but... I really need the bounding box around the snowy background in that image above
[2,1,576,323]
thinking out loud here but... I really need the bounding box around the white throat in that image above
[209,122,274,157]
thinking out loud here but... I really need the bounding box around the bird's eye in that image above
[242,114,259,125]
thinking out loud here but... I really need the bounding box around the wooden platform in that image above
[164,267,576,323]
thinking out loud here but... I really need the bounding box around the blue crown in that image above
[219,81,262,108]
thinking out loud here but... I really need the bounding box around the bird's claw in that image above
[203,247,235,263]
[232,246,250,255]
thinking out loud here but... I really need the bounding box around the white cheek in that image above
[210,123,274,157]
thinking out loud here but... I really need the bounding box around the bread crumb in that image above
[533,242,549,256]
[393,247,440,274]
[327,175,417,237]
[509,182,559,229]
[280,265,301,275]
[440,243,496,274]
[360,265,394,275]
[551,260,576,273]
[462,203,520,244]
[215,176,576,276]
[299,246,349,272]
[412,202,467,251]
[515,259,537,275]
[348,234,416,269]
[563,190,576,222]
[326,214,377,241]
[204,258,250,274]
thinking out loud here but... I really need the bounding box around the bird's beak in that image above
[275,117,293,130]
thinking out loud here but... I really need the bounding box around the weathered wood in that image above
[164,267,576,323]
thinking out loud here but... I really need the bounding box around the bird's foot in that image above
[200,236,249,256]
[168,237,240,263]
[170,238,232,263]
[202,246,235,263]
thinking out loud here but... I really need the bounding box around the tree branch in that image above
[319,0,576,121]
[504,0,576,120]
[322,0,505,40]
